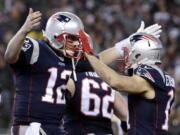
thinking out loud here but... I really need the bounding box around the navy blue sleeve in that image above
[11,37,41,68]
[16,37,34,66]
[20,37,35,64]
[134,65,168,90]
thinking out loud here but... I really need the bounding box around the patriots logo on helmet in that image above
[53,14,71,23]
[136,67,155,82]
[130,34,154,44]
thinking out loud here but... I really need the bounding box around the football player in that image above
[63,59,127,135]
[82,31,175,135]
[5,9,86,135]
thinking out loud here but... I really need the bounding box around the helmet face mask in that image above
[43,12,84,59]
[55,33,83,58]
[123,33,163,70]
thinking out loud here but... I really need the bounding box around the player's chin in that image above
[63,50,74,58]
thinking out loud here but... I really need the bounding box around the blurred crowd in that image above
[0,0,179,134]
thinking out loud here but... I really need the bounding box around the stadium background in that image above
[0,0,179,134]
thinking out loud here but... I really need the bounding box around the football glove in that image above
[115,21,162,57]
[136,21,162,38]
[79,30,93,55]
[25,122,41,135]
[25,122,47,135]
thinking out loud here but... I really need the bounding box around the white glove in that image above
[25,122,41,135]
[114,21,162,57]
[136,21,162,38]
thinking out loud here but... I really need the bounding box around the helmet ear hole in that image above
[55,34,64,41]
[135,54,141,59]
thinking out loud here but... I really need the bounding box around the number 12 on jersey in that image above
[42,67,72,104]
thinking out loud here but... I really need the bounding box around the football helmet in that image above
[127,32,163,68]
[43,12,85,58]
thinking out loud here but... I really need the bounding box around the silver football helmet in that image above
[127,32,163,68]
[43,12,86,58]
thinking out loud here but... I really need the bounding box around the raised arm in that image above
[85,53,154,96]
[4,8,42,64]
[98,21,162,65]
[98,47,118,65]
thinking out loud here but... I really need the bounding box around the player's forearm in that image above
[85,53,127,91]
[5,8,42,64]
[85,53,145,93]
[98,47,120,65]
[5,30,27,64]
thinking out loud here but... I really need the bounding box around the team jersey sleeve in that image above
[13,37,40,66]
[134,65,168,90]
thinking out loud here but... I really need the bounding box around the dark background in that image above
[0,0,179,134]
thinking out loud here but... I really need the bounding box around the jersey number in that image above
[41,67,72,104]
[127,90,174,130]
[162,90,174,130]
[81,78,115,119]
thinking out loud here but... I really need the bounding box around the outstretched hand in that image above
[136,21,162,38]
[20,8,42,34]
[79,30,93,55]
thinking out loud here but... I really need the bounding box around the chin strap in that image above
[71,58,77,81]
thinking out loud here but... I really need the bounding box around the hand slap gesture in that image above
[136,21,162,38]
[79,30,93,55]
[20,8,42,34]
